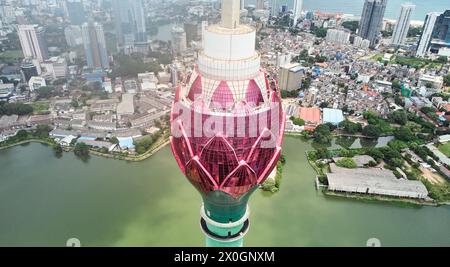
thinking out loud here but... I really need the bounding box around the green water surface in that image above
[0,137,449,246]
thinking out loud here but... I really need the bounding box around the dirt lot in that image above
[420,167,446,185]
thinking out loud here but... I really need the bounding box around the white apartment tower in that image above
[293,0,303,27]
[326,29,351,45]
[391,3,415,45]
[416,12,441,57]
[17,25,48,62]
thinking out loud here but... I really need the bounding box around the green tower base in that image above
[200,203,250,247]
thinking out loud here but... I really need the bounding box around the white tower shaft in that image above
[222,0,241,29]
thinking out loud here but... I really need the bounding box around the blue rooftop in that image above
[118,137,135,149]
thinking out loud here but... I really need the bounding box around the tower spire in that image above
[221,0,240,29]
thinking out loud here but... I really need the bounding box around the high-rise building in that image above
[430,10,450,53]
[271,0,278,16]
[391,3,415,45]
[326,29,351,45]
[81,22,109,69]
[256,0,265,10]
[416,12,440,57]
[353,36,371,49]
[65,0,86,25]
[171,26,187,55]
[184,21,199,48]
[0,4,15,24]
[21,58,39,82]
[433,10,450,43]
[112,0,147,48]
[292,0,302,27]
[240,0,245,10]
[17,24,48,62]
[358,0,387,48]
[170,0,284,247]
[64,25,83,47]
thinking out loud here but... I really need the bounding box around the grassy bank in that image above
[0,138,56,151]
[261,156,286,193]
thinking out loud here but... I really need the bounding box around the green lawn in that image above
[438,142,450,158]
[0,50,23,63]
[31,102,50,115]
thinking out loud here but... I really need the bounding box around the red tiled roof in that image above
[299,107,321,124]
[442,103,450,112]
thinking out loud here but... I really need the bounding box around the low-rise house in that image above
[86,121,116,131]
[28,76,46,92]
[77,139,114,150]
[27,114,53,126]
[327,164,429,199]
[59,135,77,146]
[0,115,19,129]
[70,119,86,129]
[50,129,79,139]
[72,111,87,120]
[78,130,106,141]
[117,93,135,119]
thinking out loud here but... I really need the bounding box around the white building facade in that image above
[391,3,415,45]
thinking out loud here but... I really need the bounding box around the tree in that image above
[392,80,401,90]
[112,54,162,78]
[436,56,448,64]
[388,110,408,125]
[0,102,33,116]
[363,110,380,121]
[315,148,331,159]
[405,121,422,133]
[339,120,362,134]
[71,98,79,108]
[290,116,305,126]
[363,125,382,138]
[394,127,416,142]
[154,120,162,129]
[74,142,90,160]
[133,135,154,154]
[388,140,408,151]
[34,125,52,138]
[16,130,28,140]
[407,27,422,37]
[342,21,359,33]
[444,74,450,87]
[368,148,384,162]
[298,49,309,61]
[280,90,298,99]
[301,77,312,89]
[319,101,329,108]
[313,124,332,144]
[312,27,328,38]
[110,137,119,145]
[36,86,54,100]
[336,158,358,169]
[53,144,63,157]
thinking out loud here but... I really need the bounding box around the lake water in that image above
[0,137,449,246]
[250,0,450,21]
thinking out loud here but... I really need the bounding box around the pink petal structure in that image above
[171,70,285,199]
